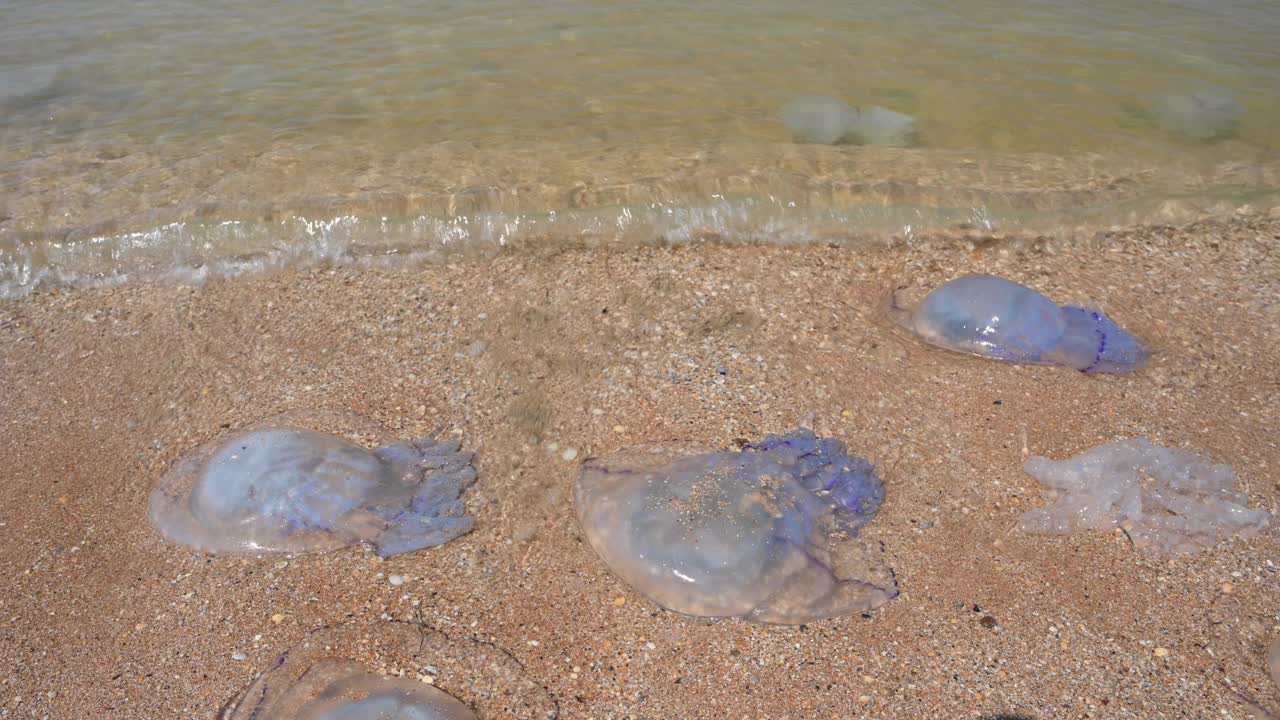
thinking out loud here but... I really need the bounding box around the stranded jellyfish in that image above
[1019,439,1272,554]
[221,622,557,719]
[889,274,1147,373]
[574,429,897,624]
[150,410,475,557]
[231,663,476,720]
[782,95,918,147]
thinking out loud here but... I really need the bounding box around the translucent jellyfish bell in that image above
[782,96,858,145]
[890,274,1147,373]
[574,429,897,624]
[150,410,476,557]
[781,96,918,147]
[221,622,557,719]
[249,662,476,720]
[1020,438,1272,554]
[1150,88,1242,140]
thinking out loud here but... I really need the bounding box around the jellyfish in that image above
[782,95,917,147]
[220,622,557,720]
[245,663,477,720]
[574,429,897,625]
[150,410,476,557]
[889,274,1147,373]
[1269,637,1280,696]
[845,105,918,147]
[782,96,858,145]
[1150,88,1242,140]
[1019,438,1272,554]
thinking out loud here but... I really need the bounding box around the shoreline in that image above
[5,140,1280,300]
[1,215,1277,718]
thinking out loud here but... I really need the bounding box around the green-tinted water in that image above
[2,0,1278,294]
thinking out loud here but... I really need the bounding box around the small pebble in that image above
[271,614,285,624]
[232,652,247,661]
[562,447,579,461]
[1154,647,1170,658]
[979,616,997,629]
[613,596,626,607]
[389,575,405,586]
[1221,582,1234,594]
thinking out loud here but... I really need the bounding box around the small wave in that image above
[0,191,1273,299]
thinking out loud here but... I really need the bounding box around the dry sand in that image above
[0,215,1277,719]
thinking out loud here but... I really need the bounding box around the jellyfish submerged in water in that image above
[221,622,557,720]
[1150,88,1242,140]
[782,95,918,147]
[889,274,1147,373]
[782,95,856,145]
[574,429,897,625]
[150,410,475,557]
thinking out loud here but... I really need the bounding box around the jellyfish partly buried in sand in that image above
[889,274,1147,373]
[220,621,558,719]
[574,429,897,624]
[150,410,476,557]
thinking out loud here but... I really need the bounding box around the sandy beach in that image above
[1,214,1277,719]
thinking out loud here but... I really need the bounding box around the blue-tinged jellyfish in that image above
[150,411,475,557]
[889,274,1147,373]
[574,429,897,624]
[222,622,557,720]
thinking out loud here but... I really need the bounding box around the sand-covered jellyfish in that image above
[150,410,476,557]
[889,274,1147,373]
[220,622,558,719]
[574,429,897,625]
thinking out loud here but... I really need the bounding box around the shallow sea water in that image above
[1,0,1278,295]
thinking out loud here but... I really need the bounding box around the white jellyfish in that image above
[1150,88,1242,140]
[782,95,917,147]
[1019,439,1272,554]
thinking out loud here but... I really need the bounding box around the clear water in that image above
[2,0,1278,295]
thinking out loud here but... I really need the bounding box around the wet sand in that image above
[1,214,1277,719]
